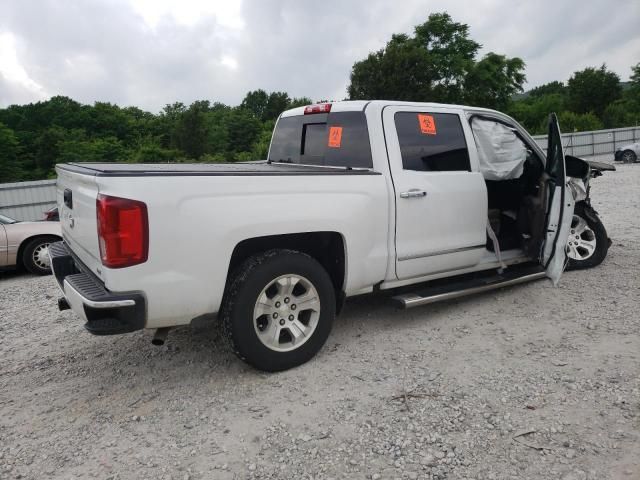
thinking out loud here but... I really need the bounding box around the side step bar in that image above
[392,267,547,309]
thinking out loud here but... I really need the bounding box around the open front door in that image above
[541,113,575,285]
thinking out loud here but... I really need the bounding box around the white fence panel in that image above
[0,179,57,221]
[532,126,640,158]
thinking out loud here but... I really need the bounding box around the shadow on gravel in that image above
[37,288,433,388]
[18,271,557,394]
[0,269,39,281]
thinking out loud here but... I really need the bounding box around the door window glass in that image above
[394,112,470,172]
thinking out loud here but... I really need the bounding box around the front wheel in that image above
[621,149,637,163]
[566,204,609,270]
[221,249,336,372]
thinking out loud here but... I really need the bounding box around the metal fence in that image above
[532,125,640,158]
[0,179,57,222]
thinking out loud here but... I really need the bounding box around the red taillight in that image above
[96,194,148,268]
[304,103,332,115]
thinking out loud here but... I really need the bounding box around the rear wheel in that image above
[221,249,336,372]
[621,149,637,163]
[22,236,58,275]
[566,204,609,270]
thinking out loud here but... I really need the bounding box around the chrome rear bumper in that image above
[49,241,146,335]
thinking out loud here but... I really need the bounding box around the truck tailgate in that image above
[56,167,103,278]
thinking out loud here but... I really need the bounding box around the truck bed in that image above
[57,162,380,177]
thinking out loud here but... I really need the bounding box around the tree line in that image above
[1,12,639,183]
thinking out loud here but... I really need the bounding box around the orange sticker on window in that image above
[328,126,343,148]
[418,114,436,135]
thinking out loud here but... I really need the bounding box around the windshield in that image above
[268,111,373,168]
[0,214,18,224]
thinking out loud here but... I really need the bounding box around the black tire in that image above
[621,149,637,163]
[566,204,609,270]
[22,236,59,275]
[221,249,336,372]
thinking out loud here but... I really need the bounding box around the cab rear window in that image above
[268,112,373,168]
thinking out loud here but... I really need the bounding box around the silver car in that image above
[614,142,640,163]
[0,213,61,275]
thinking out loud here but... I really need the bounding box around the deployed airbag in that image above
[472,118,527,181]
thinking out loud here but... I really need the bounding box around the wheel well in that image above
[228,232,346,294]
[16,234,61,268]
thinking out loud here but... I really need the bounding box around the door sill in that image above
[380,250,531,290]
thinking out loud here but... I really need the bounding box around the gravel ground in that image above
[1,160,639,480]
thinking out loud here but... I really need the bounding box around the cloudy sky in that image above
[1,0,638,112]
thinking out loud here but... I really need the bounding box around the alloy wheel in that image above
[566,215,596,261]
[253,274,321,352]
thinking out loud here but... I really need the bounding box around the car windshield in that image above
[0,214,18,224]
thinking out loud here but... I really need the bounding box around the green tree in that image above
[602,101,638,128]
[168,101,211,158]
[204,108,231,156]
[87,102,134,140]
[348,33,432,100]
[251,120,276,159]
[264,92,291,121]
[199,152,227,163]
[557,111,603,133]
[226,108,262,154]
[288,97,313,109]
[51,129,126,164]
[34,126,67,174]
[464,53,526,110]
[129,136,182,163]
[241,90,302,122]
[241,89,269,120]
[507,93,566,134]
[412,13,481,102]
[347,12,524,108]
[567,65,622,118]
[601,63,640,127]
[527,81,566,98]
[349,13,480,102]
[0,123,23,183]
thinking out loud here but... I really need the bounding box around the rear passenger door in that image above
[383,106,487,280]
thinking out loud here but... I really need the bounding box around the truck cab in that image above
[274,101,572,287]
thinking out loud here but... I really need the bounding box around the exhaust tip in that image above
[151,327,170,346]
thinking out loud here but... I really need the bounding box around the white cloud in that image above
[0,32,47,102]
[220,55,239,70]
[130,0,244,29]
[0,0,638,110]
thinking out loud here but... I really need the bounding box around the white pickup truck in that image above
[50,100,611,371]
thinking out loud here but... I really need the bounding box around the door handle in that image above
[399,189,427,199]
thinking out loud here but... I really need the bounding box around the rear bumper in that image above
[49,241,146,335]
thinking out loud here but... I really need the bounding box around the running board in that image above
[392,267,547,309]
